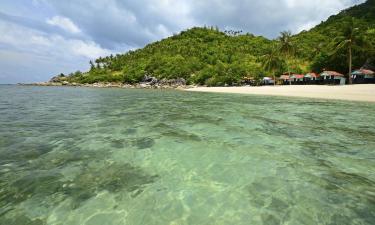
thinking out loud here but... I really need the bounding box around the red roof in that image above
[279,75,290,80]
[291,74,305,79]
[321,71,344,77]
[305,72,319,78]
[358,69,374,75]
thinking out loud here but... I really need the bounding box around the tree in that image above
[311,53,330,73]
[312,43,325,57]
[279,31,296,84]
[89,60,95,70]
[334,18,363,84]
[260,46,285,85]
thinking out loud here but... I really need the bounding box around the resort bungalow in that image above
[290,74,305,85]
[262,77,275,85]
[279,75,291,85]
[304,73,320,85]
[320,71,346,85]
[241,76,257,86]
[352,69,375,84]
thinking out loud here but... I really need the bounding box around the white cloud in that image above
[189,0,366,37]
[283,0,364,33]
[0,20,116,83]
[70,39,112,58]
[0,20,111,58]
[46,16,81,33]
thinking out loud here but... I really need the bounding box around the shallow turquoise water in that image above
[0,85,374,225]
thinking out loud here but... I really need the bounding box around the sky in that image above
[0,0,365,84]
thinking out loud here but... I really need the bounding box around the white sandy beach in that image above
[186,84,375,102]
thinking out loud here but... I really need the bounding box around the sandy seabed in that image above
[186,84,375,103]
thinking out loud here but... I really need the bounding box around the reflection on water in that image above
[0,86,374,225]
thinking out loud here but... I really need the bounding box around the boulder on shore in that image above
[140,75,186,88]
[142,75,158,85]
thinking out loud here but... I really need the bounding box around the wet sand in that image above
[186,84,375,103]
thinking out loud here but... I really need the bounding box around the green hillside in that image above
[294,0,375,72]
[59,0,375,86]
[63,28,274,86]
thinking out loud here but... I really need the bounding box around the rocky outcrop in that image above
[139,75,186,88]
[18,82,63,86]
[142,75,159,85]
[20,75,191,89]
[49,74,67,83]
[158,78,186,86]
[19,78,192,89]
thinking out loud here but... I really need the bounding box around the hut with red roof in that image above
[320,71,346,85]
[279,75,291,85]
[290,74,305,85]
[352,69,375,84]
[305,73,320,84]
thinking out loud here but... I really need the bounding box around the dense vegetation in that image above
[59,0,375,86]
[294,0,375,75]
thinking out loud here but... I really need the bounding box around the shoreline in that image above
[17,82,193,89]
[16,83,375,103]
[186,84,375,103]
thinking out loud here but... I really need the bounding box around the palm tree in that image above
[260,46,285,85]
[89,60,95,70]
[334,18,366,84]
[335,19,355,84]
[279,31,296,84]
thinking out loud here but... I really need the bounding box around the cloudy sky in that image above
[0,0,364,83]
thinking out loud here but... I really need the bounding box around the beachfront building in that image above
[305,73,320,85]
[320,71,346,85]
[262,77,275,85]
[290,74,305,85]
[241,76,256,85]
[279,75,291,85]
[352,69,375,84]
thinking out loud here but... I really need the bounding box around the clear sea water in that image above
[0,85,374,225]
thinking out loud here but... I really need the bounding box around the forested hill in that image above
[294,0,375,72]
[56,0,375,86]
[61,28,274,86]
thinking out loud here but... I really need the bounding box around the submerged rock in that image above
[65,162,159,207]
[110,139,126,149]
[0,157,158,216]
[134,137,155,149]
[0,214,46,225]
